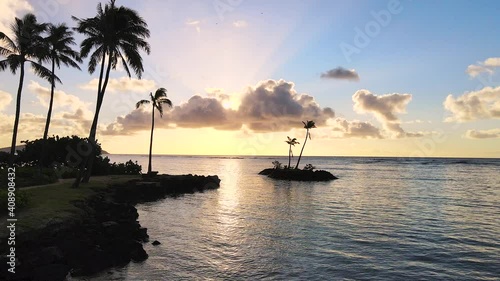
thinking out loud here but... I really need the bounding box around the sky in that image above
[0,0,499,157]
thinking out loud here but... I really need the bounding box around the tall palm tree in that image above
[73,0,151,185]
[295,120,316,169]
[136,88,172,174]
[0,14,55,164]
[40,23,82,167]
[285,136,299,169]
[42,23,82,142]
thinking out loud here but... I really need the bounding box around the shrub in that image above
[303,164,316,171]
[272,161,282,169]
[0,188,32,214]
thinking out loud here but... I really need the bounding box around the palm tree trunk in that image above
[288,144,292,169]
[73,54,108,187]
[43,59,56,141]
[295,129,309,169]
[81,55,113,183]
[10,62,25,165]
[39,58,56,170]
[148,105,155,174]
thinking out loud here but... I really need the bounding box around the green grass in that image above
[0,175,139,237]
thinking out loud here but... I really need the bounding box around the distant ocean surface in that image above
[82,155,499,280]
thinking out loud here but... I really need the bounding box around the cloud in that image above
[320,67,359,81]
[444,86,500,122]
[465,128,500,139]
[466,57,500,77]
[0,90,12,111]
[237,79,335,131]
[0,0,32,38]
[352,89,422,138]
[102,79,335,135]
[79,77,156,94]
[29,81,92,117]
[233,20,248,28]
[186,19,201,33]
[333,118,382,139]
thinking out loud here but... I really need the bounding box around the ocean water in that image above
[82,155,499,280]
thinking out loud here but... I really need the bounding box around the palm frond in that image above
[158,98,172,107]
[0,32,18,53]
[154,87,168,99]
[30,61,61,84]
[136,99,150,109]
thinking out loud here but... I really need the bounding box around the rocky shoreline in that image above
[0,174,220,281]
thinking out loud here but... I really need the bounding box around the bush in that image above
[0,166,59,188]
[303,164,316,171]
[0,188,32,214]
[272,161,282,169]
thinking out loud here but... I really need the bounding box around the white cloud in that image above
[186,19,201,33]
[29,81,92,118]
[0,90,13,111]
[466,57,500,78]
[0,0,33,38]
[233,20,248,28]
[352,89,422,138]
[465,128,500,139]
[444,86,500,122]
[333,118,382,139]
[79,77,156,94]
[101,79,335,135]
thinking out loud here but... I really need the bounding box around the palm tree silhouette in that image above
[295,120,316,169]
[40,23,81,167]
[73,0,151,184]
[136,88,172,174]
[285,136,299,169]
[0,14,54,164]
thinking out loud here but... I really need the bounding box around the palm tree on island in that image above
[285,136,299,169]
[0,14,55,165]
[136,88,172,175]
[72,0,151,186]
[40,23,82,166]
[295,120,316,169]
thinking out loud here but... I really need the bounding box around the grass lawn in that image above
[0,175,139,237]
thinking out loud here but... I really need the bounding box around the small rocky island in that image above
[259,167,338,181]
[261,121,337,181]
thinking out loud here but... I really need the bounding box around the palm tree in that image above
[136,88,172,174]
[285,136,299,169]
[73,0,151,185]
[295,120,316,169]
[40,23,81,167]
[0,14,55,164]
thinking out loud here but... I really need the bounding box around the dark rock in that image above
[259,168,338,181]
[32,264,70,281]
[130,241,148,262]
[152,240,161,246]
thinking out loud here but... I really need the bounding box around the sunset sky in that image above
[0,0,499,157]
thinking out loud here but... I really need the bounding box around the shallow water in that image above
[81,156,500,280]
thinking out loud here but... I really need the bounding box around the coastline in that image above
[0,174,220,280]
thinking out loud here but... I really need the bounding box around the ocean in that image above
[81,155,499,280]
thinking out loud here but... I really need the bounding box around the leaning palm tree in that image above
[72,0,151,185]
[295,120,316,169]
[0,14,55,164]
[39,23,82,167]
[136,88,172,174]
[285,136,299,169]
